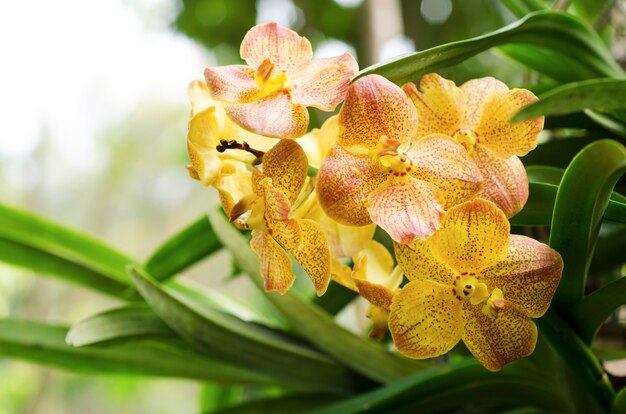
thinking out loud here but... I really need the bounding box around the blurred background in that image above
[1,0,625,412]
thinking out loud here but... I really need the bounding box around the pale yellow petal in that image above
[331,259,357,291]
[367,305,391,341]
[394,240,456,285]
[389,280,463,359]
[338,74,418,151]
[188,80,215,117]
[296,115,339,168]
[250,230,295,294]
[474,89,544,158]
[479,235,563,318]
[460,77,508,130]
[215,163,254,218]
[473,145,528,218]
[406,134,483,208]
[403,74,464,139]
[317,145,388,226]
[368,177,444,244]
[462,301,537,372]
[240,22,313,74]
[353,240,395,286]
[186,107,222,186]
[262,139,308,204]
[430,199,510,274]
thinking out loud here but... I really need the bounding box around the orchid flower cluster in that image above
[186,22,563,372]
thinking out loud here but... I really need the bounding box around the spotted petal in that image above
[317,145,388,226]
[403,74,464,139]
[394,240,456,285]
[262,139,308,204]
[204,65,260,104]
[429,199,510,274]
[291,53,358,111]
[473,145,528,217]
[250,230,295,294]
[338,74,418,151]
[462,301,537,371]
[389,280,463,359]
[224,92,309,139]
[240,22,312,74]
[460,77,508,130]
[406,134,483,208]
[368,177,444,244]
[474,89,543,158]
[479,235,563,317]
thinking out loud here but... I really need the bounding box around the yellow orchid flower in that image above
[203,22,358,139]
[331,240,403,340]
[390,199,563,371]
[317,74,483,244]
[403,74,544,217]
[232,139,331,295]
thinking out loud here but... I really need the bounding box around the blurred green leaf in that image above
[199,383,242,413]
[66,304,175,347]
[207,209,426,384]
[612,387,626,414]
[145,215,222,281]
[356,11,622,85]
[129,266,359,394]
[549,140,626,309]
[209,393,342,414]
[573,0,614,27]
[585,109,626,138]
[593,345,626,361]
[514,79,626,122]
[0,319,276,384]
[501,0,547,18]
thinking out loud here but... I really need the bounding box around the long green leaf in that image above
[129,266,359,394]
[211,394,342,414]
[0,319,276,384]
[549,139,626,309]
[514,78,626,122]
[612,387,626,414]
[145,215,221,281]
[501,0,547,18]
[355,11,621,85]
[66,304,175,347]
[207,209,427,384]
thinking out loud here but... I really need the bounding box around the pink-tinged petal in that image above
[394,240,456,285]
[389,280,463,359]
[430,199,510,274]
[224,92,309,139]
[403,74,464,139]
[338,74,418,150]
[474,89,544,158]
[460,77,508,130]
[187,80,215,117]
[479,235,563,317]
[473,145,528,217]
[317,145,388,226]
[291,53,359,111]
[406,134,483,208]
[204,65,260,104]
[368,177,444,244]
[462,301,536,372]
[240,22,312,74]
[250,230,296,294]
[262,139,308,204]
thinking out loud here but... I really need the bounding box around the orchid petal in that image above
[317,145,387,226]
[403,74,464,139]
[240,22,312,74]
[291,53,358,111]
[462,301,536,372]
[460,77,508,130]
[473,145,528,217]
[331,259,357,291]
[355,279,395,310]
[296,115,339,168]
[262,139,308,204]
[187,80,215,117]
[367,305,391,341]
[224,92,309,139]
[215,164,254,219]
[479,235,563,317]
[407,134,483,208]
[250,230,296,294]
[353,240,395,287]
[430,199,510,274]
[389,280,463,359]
[394,240,456,285]
[474,89,543,158]
[338,74,418,150]
[368,177,444,244]
[186,107,222,186]
[204,65,260,104]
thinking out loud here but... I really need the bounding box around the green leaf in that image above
[199,383,242,413]
[355,11,621,86]
[66,304,175,347]
[145,215,221,281]
[514,79,626,122]
[210,394,342,414]
[129,266,359,394]
[593,345,626,361]
[568,276,626,344]
[0,318,277,384]
[549,139,626,309]
[207,209,427,384]
[501,0,547,18]
[612,387,626,414]
[573,0,613,27]
[585,109,626,138]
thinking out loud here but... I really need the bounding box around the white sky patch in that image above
[420,0,453,25]
[0,0,208,173]
[256,0,301,29]
[379,35,416,62]
[314,38,358,61]
[334,0,364,8]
